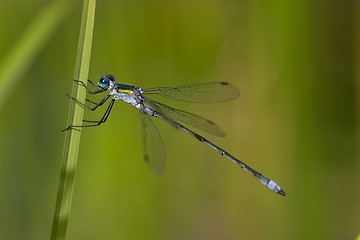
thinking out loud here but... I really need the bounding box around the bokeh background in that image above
[0,0,359,239]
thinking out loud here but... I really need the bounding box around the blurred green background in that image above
[0,0,358,239]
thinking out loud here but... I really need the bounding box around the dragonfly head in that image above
[97,74,115,90]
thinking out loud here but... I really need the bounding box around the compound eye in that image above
[107,74,115,82]
[97,76,109,89]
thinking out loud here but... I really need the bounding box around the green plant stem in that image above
[51,1,96,239]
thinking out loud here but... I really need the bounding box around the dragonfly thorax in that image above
[110,85,146,112]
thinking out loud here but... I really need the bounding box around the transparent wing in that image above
[149,101,225,137]
[143,82,239,103]
[140,112,166,175]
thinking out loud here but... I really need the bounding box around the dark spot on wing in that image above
[220,82,229,85]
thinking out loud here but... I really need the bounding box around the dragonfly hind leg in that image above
[62,98,115,131]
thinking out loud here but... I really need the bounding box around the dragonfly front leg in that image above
[74,79,104,94]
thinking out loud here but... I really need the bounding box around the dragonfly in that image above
[64,74,285,196]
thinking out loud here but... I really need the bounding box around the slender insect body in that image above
[141,104,157,116]
[65,74,286,196]
[152,112,285,195]
[266,180,282,193]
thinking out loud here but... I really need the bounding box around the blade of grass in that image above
[51,0,96,239]
[0,0,75,110]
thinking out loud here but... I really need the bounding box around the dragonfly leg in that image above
[74,79,104,94]
[62,99,115,131]
[66,93,111,111]
[82,99,115,126]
